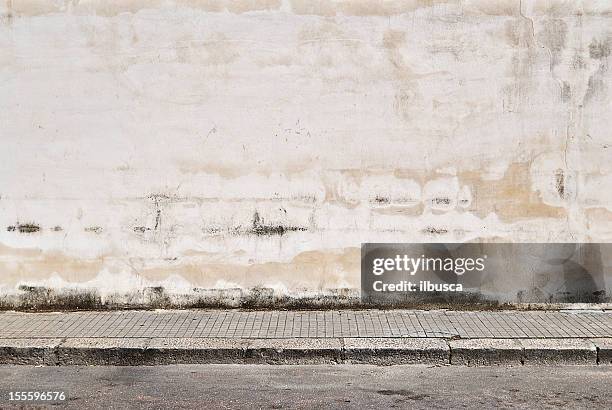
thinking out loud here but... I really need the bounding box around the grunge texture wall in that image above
[1,0,611,308]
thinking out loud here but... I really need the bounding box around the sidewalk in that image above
[1,310,611,366]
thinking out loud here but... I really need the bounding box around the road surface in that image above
[0,364,610,409]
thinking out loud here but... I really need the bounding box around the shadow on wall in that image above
[361,243,610,306]
[542,243,606,303]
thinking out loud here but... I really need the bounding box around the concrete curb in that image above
[591,338,612,365]
[520,339,597,365]
[449,338,600,365]
[0,338,610,366]
[0,339,64,366]
[343,338,449,365]
[449,339,523,366]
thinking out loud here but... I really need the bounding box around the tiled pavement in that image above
[1,310,611,339]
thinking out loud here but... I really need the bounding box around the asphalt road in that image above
[0,365,611,409]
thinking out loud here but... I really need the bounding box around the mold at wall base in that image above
[250,211,307,236]
[240,287,276,308]
[552,290,608,304]
[52,226,63,232]
[14,286,100,311]
[1,286,609,312]
[6,223,40,233]
[144,286,173,309]
[361,290,505,311]
[517,288,607,304]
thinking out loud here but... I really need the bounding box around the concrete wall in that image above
[1,0,611,308]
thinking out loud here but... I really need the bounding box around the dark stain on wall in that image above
[84,226,103,234]
[589,38,611,60]
[2,0,13,26]
[584,38,610,104]
[154,209,161,230]
[133,209,162,234]
[7,223,41,233]
[537,18,567,68]
[422,226,448,235]
[584,70,606,103]
[291,194,317,203]
[431,197,451,206]
[561,81,572,102]
[571,52,586,70]
[554,169,565,199]
[371,195,390,204]
[251,211,307,236]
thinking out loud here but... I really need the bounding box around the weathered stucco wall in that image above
[1,0,611,308]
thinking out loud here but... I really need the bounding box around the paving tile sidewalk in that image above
[2,310,612,365]
[1,310,611,339]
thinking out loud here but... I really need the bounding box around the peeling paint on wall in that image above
[1,0,611,308]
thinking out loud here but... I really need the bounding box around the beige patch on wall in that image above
[459,162,567,222]
[0,245,105,286]
[2,0,283,17]
[1,246,360,291]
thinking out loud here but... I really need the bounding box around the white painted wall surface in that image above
[0,0,611,305]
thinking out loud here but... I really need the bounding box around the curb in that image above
[0,338,610,366]
[343,338,449,365]
[449,339,523,366]
[448,339,599,365]
[591,338,612,365]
